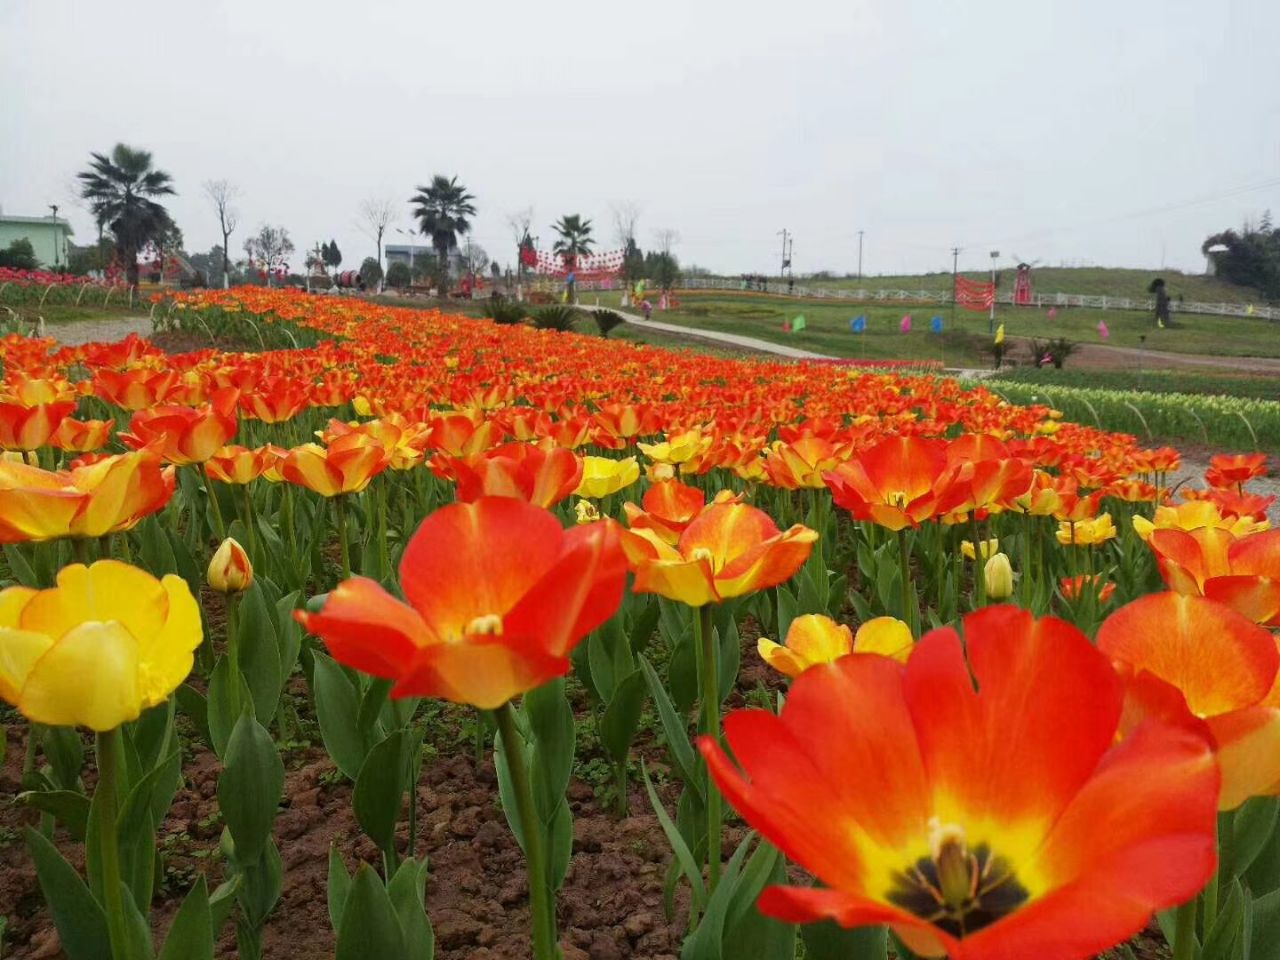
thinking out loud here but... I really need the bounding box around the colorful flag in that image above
[1098,320,1110,339]
[930,315,944,334]
[994,323,1005,345]
[900,314,912,333]
[1047,307,1058,320]
[851,315,867,333]
[792,314,807,332]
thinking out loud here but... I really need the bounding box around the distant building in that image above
[385,244,466,277]
[0,213,74,270]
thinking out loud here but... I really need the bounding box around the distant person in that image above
[1149,277,1171,328]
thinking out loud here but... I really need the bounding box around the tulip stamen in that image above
[887,820,1028,938]
[465,614,504,636]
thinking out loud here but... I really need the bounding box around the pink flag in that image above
[1047,307,1058,320]
[783,319,792,332]
[900,314,912,333]
[1097,320,1109,339]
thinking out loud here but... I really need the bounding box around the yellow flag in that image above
[994,323,1005,345]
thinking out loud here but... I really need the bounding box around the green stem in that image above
[95,728,131,960]
[1202,872,1219,936]
[334,495,352,580]
[206,476,227,541]
[377,479,391,577]
[1020,516,1033,609]
[72,537,92,566]
[226,595,242,719]
[240,485,258,564]
[1172,896,1198,960]
[968,513,985,607]
[897,528,915,633]
[493,702,557,960]
[694,602,722,892]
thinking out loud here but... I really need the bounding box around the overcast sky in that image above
[3,0,1278,278]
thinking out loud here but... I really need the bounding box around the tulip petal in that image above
[21,620,141,730]
[0,627,53,703]
[394,638,567,710]
[298,577,434,680]
[853,617,913,662]
[21,561,169,645]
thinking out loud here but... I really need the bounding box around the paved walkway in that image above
[45,316,152,346]
[581,305,836,360]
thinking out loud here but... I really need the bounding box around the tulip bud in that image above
[209,537,253,593]
[983,552,1014,601]
[574,499,601,525]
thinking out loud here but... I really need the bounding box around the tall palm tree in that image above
[409,175,476,287]
[552,214,594,303]
[77,144,175,291]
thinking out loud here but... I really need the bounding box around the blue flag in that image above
[931,315,944,334]
[851,315,867,333]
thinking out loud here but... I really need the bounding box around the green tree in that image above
[77,143,176,290]
[359,256,383,288]
[1203,213,1280,300]
[386,261,411,289]
[410,175,476,280]
[552,214,594,302]
[0,238,38,270]
[323,238,342,274]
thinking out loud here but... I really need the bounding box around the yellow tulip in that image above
[1056,513,1118,547]
[984,552,1015,600]
[960,538,1000,561]
[575,456,641,498]
[0,561,202,731]
[851,616,914,662]
[209,537,254,593]
[758,613,913,677]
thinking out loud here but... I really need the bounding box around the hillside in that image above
[798,267,1265,304]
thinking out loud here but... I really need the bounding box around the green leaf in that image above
[588,629,616,703]
[117,750,182,908]
[207,655,254,760]
[1202,878,1245,960]
[312,651,371,780]
[600,669,647,763]
[3,543,39,587]
[387,858,435,960]
[336,865,406,960]
[328,845,352,933]
[642,763,706,912]
[157,876,213,960]
[218,715,284,864]
[1228,798,1280,881]
[43,724,85,790]
[527,680,575,825]
[19,789,90,840]
[24,827,111,960]
[640,654,700,796]
[354,728,423,861]
[175,684,211,751]
[240,589,284,725]
[801,919,888,960]
[208,876,242,934]
[1251,888,1280,960]
[668,623,699,715]
[716,619,740,705]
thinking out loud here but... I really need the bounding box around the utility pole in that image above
[950,246,961,325]
[777,228,791,279]
[48,204,60,268]
[856,230,864,279]
[989,250,1000,335]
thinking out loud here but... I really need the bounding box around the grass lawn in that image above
[792,266,1264,304]
[584,290,1280,365]
[992,366,1280,402]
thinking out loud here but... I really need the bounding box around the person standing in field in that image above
[1149,277,1171,328]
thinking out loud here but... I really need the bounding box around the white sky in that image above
[3,0,1278,277]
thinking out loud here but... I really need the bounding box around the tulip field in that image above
[3,282,1280,960]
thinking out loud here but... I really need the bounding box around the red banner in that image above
[954,276,995,311]
[531,249,625,280]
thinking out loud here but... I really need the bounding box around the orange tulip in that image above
[1148,528,1280,626]
[280,435,391,497]
[1060,574,1117,606]
[622,501,817,607]
[296,497,627,708]
[49,418,115,453]
[1206,452,1268,492]
[449,441,583,509]
[0,451,175,542]
[208,537,254,593]
[0,378,78,451]
[239,375,313,423]
[119,388,239,465]
[91,368,185,410]
[204,444,278,485]
[823,436,958,531]
[762,437,853,490]
[622,479,729,545]
[1099,592,1280,809]
[702,606,1218,956]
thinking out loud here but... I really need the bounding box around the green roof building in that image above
[0,213,74,270]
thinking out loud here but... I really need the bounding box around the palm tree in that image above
[77,144,175,291]
[409,175,476,289]
[552,214,594,303]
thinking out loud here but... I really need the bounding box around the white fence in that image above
[576,276,1278,321]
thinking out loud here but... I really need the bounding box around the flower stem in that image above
[226,594,242,719]
[897,528,915,633]
[95,727,132,960]
[206,475,227,541]
[493,702,557,960]
[694,602,722,892]
[1172,896,1198,960]
[968,513,985,608]
[334,495,352,580]
[240,485,258,564]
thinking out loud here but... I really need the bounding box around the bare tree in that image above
[243,225,294,287]
[358,197,395,292]
[652,228,681,291]
[611,201,641,249]
[203,180,240,289]
[505,206,534,280]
